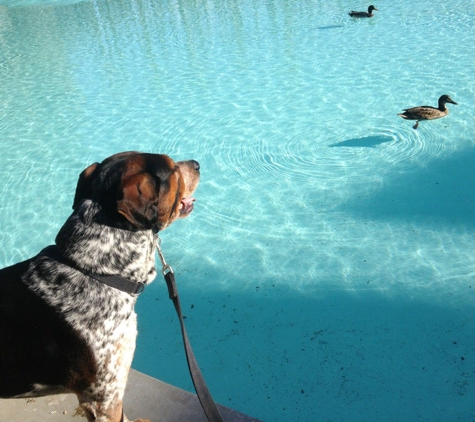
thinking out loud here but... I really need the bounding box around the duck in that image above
[398,95,458,129]
[349,5,378,18]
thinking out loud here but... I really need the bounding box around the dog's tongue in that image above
[180,197,196,214]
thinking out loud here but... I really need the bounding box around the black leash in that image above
[157,236,225,422]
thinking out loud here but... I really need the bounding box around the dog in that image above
[0,151,200,422]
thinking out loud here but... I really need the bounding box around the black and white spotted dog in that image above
[0,151,200,422]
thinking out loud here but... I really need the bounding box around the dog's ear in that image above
[73,163,99,210]
[117,173,160,230]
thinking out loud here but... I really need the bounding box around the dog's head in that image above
[73,152,200,232]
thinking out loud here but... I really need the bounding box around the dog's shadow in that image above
[329,135,393,148]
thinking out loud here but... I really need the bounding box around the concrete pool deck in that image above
[0,369,261,422]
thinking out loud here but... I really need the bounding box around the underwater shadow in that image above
[330,135,393,148]
[135,281,475,422]
[342,147,475,226]
[316,25,344,30]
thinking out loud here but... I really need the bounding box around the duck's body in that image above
[398,94,458,129]
[349,5,378,17]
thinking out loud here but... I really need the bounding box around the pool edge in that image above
[0,368,262,422]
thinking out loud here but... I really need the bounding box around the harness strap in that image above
[91,273,144,296]
[42,246,145,296]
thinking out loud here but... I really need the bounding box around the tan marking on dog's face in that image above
[157,159,200,230]
[176,160,201,200]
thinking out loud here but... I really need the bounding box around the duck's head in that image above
[439,94,458,106]
[368,5,378,13]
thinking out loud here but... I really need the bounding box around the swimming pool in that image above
[1,0,475,420]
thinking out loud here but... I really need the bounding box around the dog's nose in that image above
[192,160,200,172]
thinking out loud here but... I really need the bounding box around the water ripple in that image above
[217,118,455,191]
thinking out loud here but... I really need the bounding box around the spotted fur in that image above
[0,152,200,422]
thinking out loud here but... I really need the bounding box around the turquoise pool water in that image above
[1,0,475,420]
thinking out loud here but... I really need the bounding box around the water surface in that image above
[1,0,475,420]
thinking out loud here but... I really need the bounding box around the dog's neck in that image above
[55,200,157,285]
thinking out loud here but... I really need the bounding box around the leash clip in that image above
[156,235,178,299]
[156,235,174,276]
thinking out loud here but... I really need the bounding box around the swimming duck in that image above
[398,94,458,129]
[349,5,378,18]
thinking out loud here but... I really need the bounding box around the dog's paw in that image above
[123,415,150,422]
